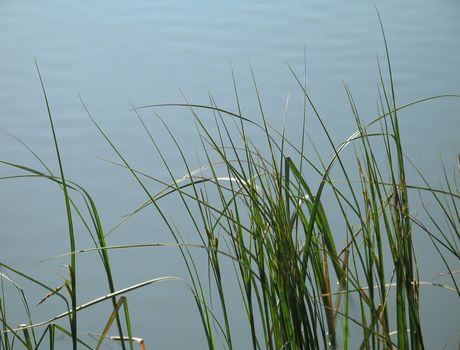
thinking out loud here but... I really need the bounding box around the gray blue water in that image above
[0,1,459,348]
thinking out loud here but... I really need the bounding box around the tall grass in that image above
[0,26,459,349]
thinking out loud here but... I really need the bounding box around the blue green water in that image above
[0,1,459,348]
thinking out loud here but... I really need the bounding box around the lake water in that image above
[0,1,459,348]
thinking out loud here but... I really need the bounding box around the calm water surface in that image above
[1,1,459,348]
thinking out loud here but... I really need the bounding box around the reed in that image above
[0,24,459,350]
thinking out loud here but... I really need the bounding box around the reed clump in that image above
[1,28,459,350]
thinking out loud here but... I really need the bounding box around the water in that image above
[0,1,459,348]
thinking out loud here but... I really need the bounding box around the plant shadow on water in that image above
[1,20,459,350]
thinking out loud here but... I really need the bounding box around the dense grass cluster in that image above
[1,27,459,349]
